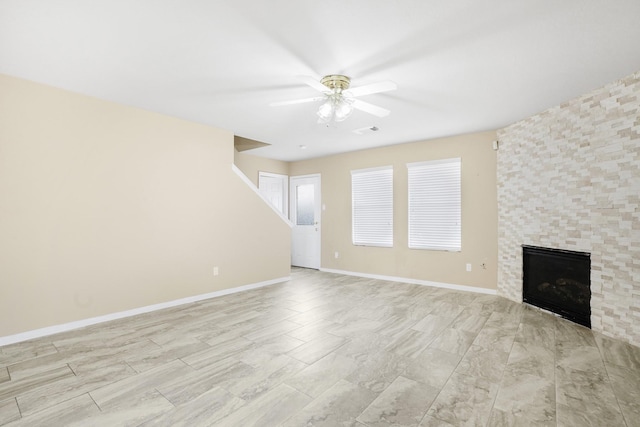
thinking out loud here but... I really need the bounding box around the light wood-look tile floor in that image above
[1,268,640,426]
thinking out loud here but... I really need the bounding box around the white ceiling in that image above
[1,0,639,161]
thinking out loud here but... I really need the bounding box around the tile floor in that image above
[1,268,639,426]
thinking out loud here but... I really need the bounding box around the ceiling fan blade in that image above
[352,99,390,117]
[297,75,331,93]
[344,80,397,97]
[269,96,325,107]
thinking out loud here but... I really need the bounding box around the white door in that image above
[258,172,288,216]
[290,174,321,269]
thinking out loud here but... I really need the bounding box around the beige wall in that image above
[234,150,290,187]
[289,131,498,290]
[497,70,640,347]
[0,74,291,337]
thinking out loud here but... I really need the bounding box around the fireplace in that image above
[522,245,591,328]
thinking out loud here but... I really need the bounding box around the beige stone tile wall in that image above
[497,71,640,347]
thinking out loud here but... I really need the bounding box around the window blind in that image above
[351,166,393,247]
[407,158,461,251]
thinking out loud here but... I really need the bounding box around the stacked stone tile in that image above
[497,70,640,347]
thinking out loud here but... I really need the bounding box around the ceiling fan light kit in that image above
[316,75,355,124]
[270,74,397,124]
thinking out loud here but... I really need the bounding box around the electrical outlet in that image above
[213,266,219,276]
[466,263,472,272]
[335,251,339,259]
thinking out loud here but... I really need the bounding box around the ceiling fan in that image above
[269,75,397,124]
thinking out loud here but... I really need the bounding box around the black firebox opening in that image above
[522,245,591,328]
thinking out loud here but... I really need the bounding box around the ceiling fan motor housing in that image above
[321,75,351,92]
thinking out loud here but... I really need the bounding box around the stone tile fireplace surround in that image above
[497,70,640,347]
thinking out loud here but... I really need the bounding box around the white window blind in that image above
[351,166,393,247]
[407,158,461,251]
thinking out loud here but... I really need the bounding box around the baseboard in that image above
[320,268,496,295]
[0,276,290,347]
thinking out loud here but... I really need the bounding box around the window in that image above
[351,166,393,247]
[295,184,315,225]
[407,158,461,251]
